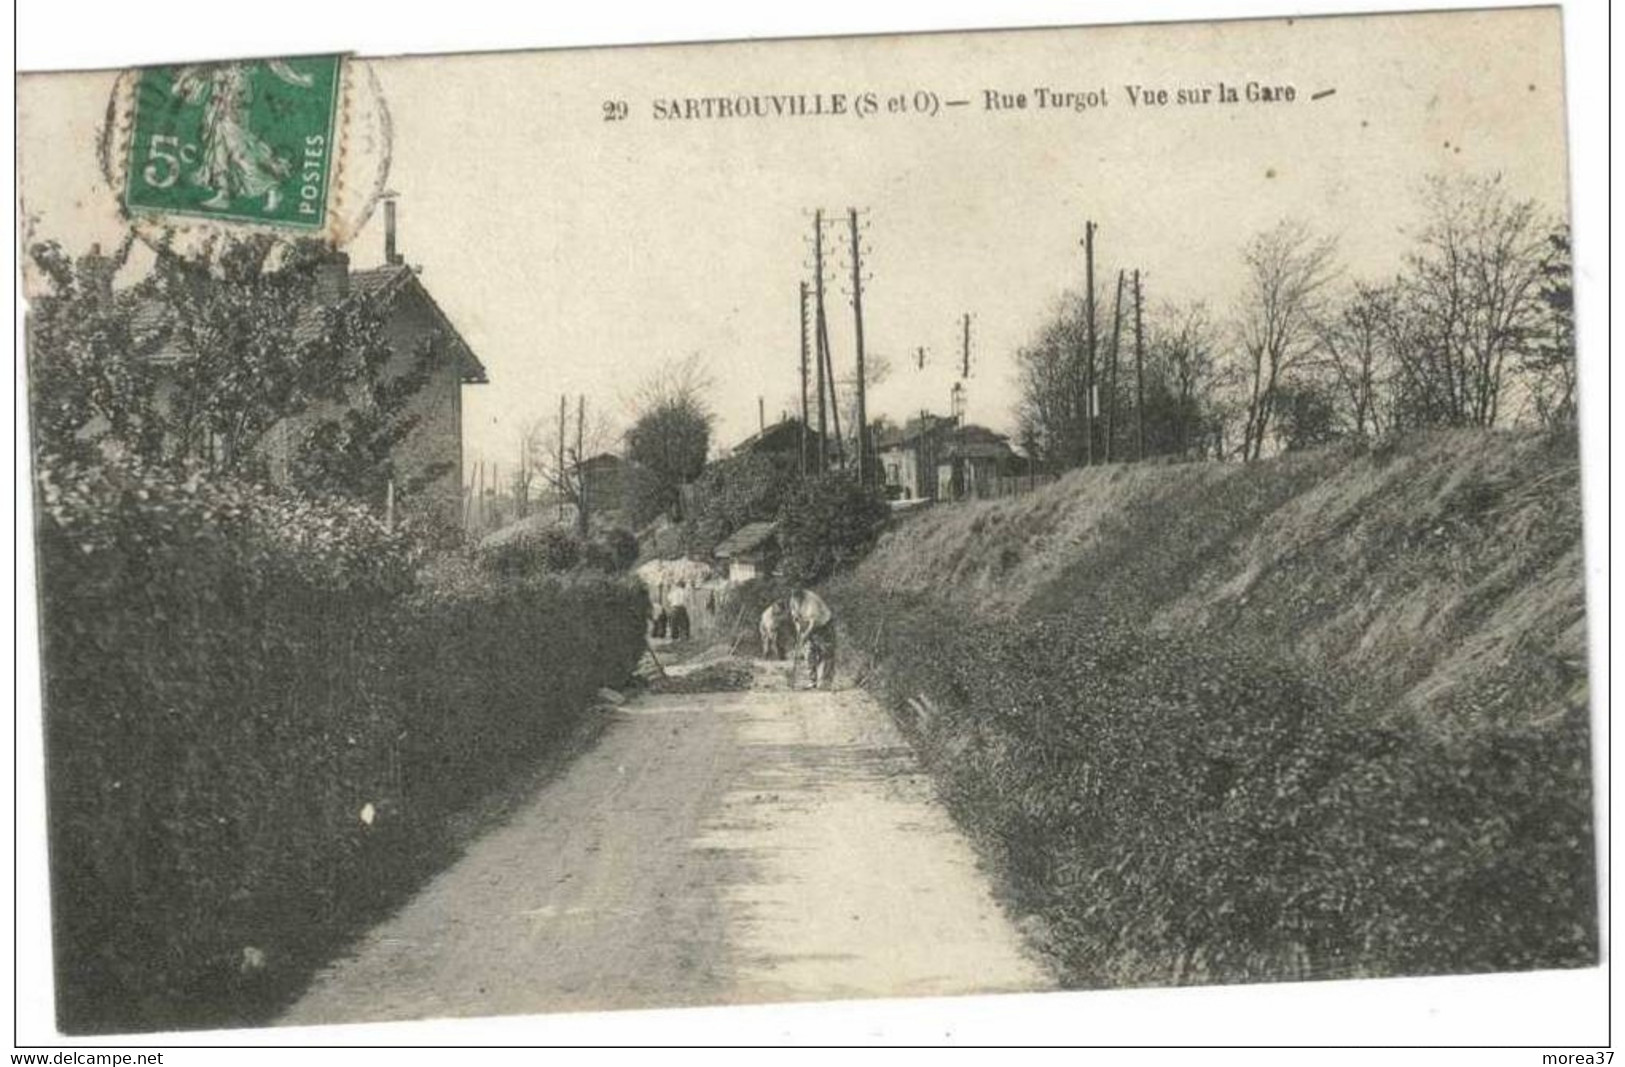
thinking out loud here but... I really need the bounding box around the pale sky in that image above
[17,7,1570,474]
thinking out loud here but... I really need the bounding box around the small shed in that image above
[713,521,779,583]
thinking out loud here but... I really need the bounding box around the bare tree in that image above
[1232,220,1340,461]
[1146,299,1220,458]
[527,398,619,536]
[1014,290,1090,469]
[1522,224,1577,427]
[838,349,892,462]
[1398,173,1550,428]
[1313,281,1397,439]
[627,353,714,421]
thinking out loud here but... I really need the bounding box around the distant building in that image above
[875,415,953,500]
[579,453,629,515]
[939,424,1023,499]
[713,521,779,583]
[876,418,1020,501]
[732,416,826,464]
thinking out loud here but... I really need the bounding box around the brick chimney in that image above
[384,198,403,266]
[313,250,350,303]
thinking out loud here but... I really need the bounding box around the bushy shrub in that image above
[35,457,646,1033]
[835,585,1596,987]
[480,524,639,577]
[587,527,640,572]
[680,452,795,558]
[477,525,581,577]
[776,475,890,586]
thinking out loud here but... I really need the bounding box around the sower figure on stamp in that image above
[788,587,836,690]
[172,59,314,212]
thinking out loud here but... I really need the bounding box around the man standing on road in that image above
[669,581,692,642]
[788,587,836,690]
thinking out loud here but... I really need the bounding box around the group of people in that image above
[648,580,692,641]
[646,581,837,690]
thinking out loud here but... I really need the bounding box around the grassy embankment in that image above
[833,429,1595,987]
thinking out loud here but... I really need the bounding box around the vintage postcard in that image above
[14,5,1597,1044]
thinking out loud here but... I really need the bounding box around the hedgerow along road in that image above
[280,658,1050,1026]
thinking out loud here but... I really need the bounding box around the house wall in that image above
[257,289,466,534]
[382,294,465,534]
[582,461,627,519]
[880,446,927,500]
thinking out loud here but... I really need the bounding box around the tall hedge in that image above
[836,590,1596,988]
[35,457,647,1033]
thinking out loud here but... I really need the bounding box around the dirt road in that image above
[281,660,1049,1027]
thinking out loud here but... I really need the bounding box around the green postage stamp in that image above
[123,55,342,230]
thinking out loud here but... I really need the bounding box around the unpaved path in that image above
[281,663,1048,1027]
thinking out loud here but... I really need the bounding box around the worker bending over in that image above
[788,587,836,690]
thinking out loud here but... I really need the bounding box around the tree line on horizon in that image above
[1014,172,1578,469]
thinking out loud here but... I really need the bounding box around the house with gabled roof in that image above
[732,416,825,465]
[130,230,488,534]
[876,417,1019,501]
[302,255,488,532]
[713,520,779,583]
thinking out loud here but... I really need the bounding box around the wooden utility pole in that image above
[813,212,830,471]
[799,281,811,476]
[849,208,870,486]
[919,407,932,500]
[822,313,843,465]
[1083,221,1097,467]
[1105,269,1126,463]
[516,438,526,519]
[557,394,567,521]
[576,394,587,535]
[1133,268,1147,462]
[758,396,766,434]
[962,312,972,379]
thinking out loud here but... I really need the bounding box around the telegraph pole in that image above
[1083,221,1097,467]
[557,394,566,521]
[799,281,811,476]
[962,312,972,379]
[1105,269,1126,463]
[1134,268,1147,462]
[813,211,830,471]
[822,309,843,466]
[920,407,933,499]
[849,208,871,486]
[576,394,587,535]
[516,437,526,519]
